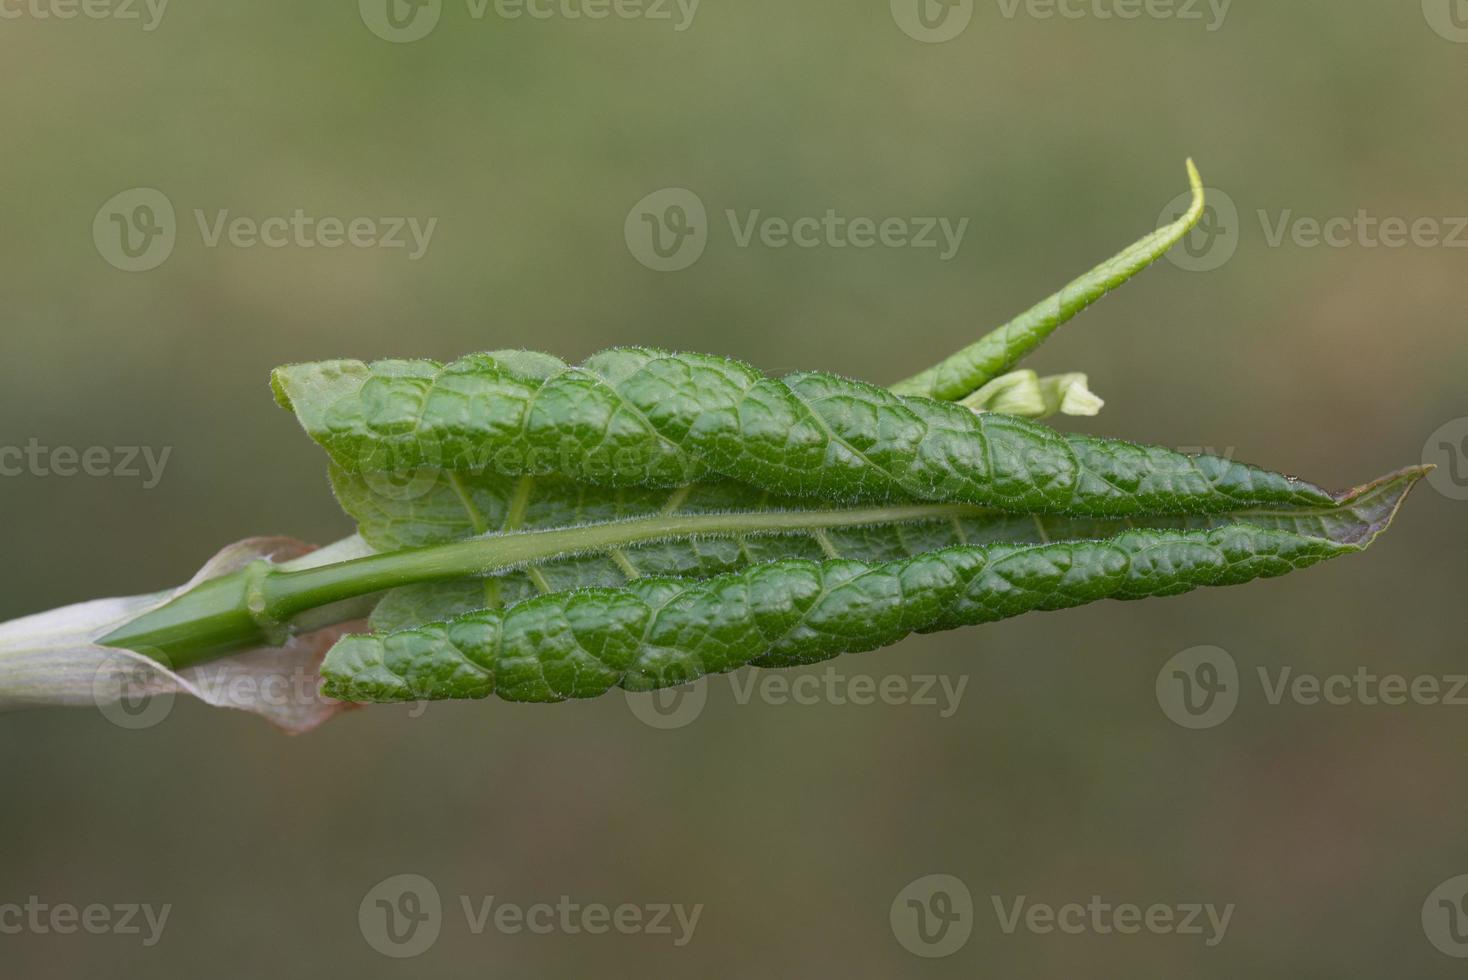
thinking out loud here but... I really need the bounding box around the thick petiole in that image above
[99,502,993,669]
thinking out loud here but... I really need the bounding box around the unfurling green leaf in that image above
[79,162,1422,716]
[269,349,1420,705]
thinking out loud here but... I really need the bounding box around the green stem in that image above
[99,502,992,669]
[890,160,1205,401]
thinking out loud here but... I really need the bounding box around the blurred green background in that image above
[2,0,1466,975]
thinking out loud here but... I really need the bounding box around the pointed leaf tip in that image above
[1328,465,1429,548]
